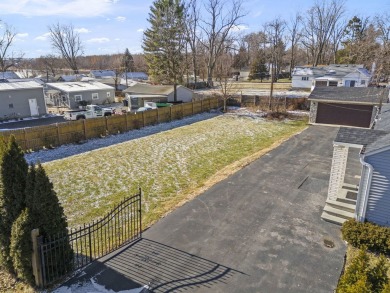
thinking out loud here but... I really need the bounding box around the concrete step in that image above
[321,211,347,226]
[326,199,356,213]
[323,205,355,219]
[337,197,357,205]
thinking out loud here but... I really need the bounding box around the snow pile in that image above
[54,277,148,293]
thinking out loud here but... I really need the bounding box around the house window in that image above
[361,80,366,85]
[107,92,111,98]
[345,80,356,87]
[329,81,338,87]
[302,77,309,81]
[92,93,99,100]
[9,103,13,109]
[75,95,82,102]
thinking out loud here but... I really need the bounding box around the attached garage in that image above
[309,87,389,128]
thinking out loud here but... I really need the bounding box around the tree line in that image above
[0,0,388,86]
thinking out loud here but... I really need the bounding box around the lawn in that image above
[43,114,307,228]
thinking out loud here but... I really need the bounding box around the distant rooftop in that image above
[90,70,116,78]
[46,81,114,92]
[0,81,43,91]
[0,71,20,79]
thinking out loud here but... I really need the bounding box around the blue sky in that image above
[0,0,388,58]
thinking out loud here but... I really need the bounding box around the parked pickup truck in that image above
[63,105,113,120]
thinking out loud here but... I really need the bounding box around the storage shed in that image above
[0,81,47,120]
[308,87,389,128]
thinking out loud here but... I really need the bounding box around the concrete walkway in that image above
[59,125,346,293]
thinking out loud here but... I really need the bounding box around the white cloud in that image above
[0,0,118,17]
[87,37,110,43]
[231,25,249,32]
[115,16,126,22]
[74,28,90,34]
[137,29,144,33]
[34,32,51,41]
[114,38,120,41]
[16,33,29,38]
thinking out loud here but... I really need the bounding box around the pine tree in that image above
[29,164,68,237]
[10,208,34,285]
[28,164,73,277]
[143,0,186,101]
[0,135,28,272]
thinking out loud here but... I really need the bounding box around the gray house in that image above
[123,84,193,109]
[0,81,47,120]
[322,103,390,226]
[45,81,115,109]
[308,87,389,128]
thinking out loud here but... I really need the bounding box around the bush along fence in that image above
[31,190,142,288]
[2,97,220,152]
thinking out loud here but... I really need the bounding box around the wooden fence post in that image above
[31,229,43,288]
[142,111,145,127]
[181,104,184,119]
[169,107,172,121]
[83,119,87,140]
[200,99,203,112]
[192,101,194,115]
[56,123,61,146]
[125,113,129,131]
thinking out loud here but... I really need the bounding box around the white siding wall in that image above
[327,145,349,201]
[355,165,370,221]
[342,72,370,87]
[365,149,390,226]
[292,76,313,89]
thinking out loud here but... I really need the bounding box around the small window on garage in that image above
[302,77,309,81]
[75,95,82,102]
[361,80,366,85]
[107,92,111,98]
[92,93,99,100]
[329,81,338,87]
[9,103,13,109]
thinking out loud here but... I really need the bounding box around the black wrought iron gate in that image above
[37,191,142,287]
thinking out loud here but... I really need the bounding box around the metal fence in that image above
[37,191,142,287]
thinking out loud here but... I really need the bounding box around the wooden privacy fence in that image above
[2,97,219,151]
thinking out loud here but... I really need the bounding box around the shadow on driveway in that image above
[59,238,245,292]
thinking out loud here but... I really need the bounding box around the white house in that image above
[292,64,372,90]
[291,66,326,89]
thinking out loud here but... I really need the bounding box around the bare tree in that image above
[264,17,286,110]
[287,13,302,78]
[198,0,246,86]
[0,22,20,72]
[301,0,345,66]
[37,54,64,78]
[375,12,390,80]
[185,0,201,86]
[216,52,237,112]
[48,23,83,74]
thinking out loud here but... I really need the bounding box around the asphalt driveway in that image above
[59,125,346,293]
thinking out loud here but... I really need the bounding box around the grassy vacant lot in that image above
[44,115,307,228]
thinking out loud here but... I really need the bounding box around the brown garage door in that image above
[316,102,373,128]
